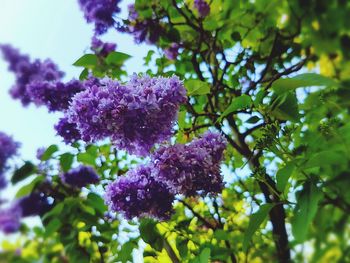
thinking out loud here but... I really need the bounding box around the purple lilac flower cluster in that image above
[16,193,51,217]
[27,80,85,112]
[0,192,52,234]
[164,43,180,60]
[78,0,121,35]
[105,131,227,220]
[0,45,64,106]
[126,4,163,44]
[54,117,82,144]
[68,74,186,155]
[91,36,116,57]
[0,206,21,234]
[61,165,99,188]
[0,132,19,189]
[152,132,227,196]
[194,0,211,17]
[105,165,174,220]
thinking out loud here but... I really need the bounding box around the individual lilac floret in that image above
[0,132,20,189]
[0,44,64,106]
[54,117,81,144]
[61,165,99,188]
[16,193,51,217]
[194,0,210,17]
[91,36,116,57]
[0,206,21,234]
[78,0,121,35]
[105,164,174,220]
[164,43,180,60]
[27,80,85,112]
[152,131,227,196]
[69,75,187,156]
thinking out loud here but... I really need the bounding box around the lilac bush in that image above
[105,164,174,220]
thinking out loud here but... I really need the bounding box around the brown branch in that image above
[163,238,180,263]
[178,200,217,229]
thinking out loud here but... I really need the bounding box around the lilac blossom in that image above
[194,0,210,17]
[61,165,99,188]
[27,80,85,112]
[54,117,82,144]
[126,4,163,44]
[164,43,180,60]
[16,193,51,217]
[78,0,121,35]
[91,36,116,57]
[0,206,21,234]
[151,131,227,196]
[68,74,186,156]
[36,147,46,160]
[0,132,20,189]
[0,44,64,106]
[105,164,174,220]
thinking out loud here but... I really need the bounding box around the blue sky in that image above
[0,0,148,160]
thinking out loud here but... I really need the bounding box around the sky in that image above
[0,0,148,161]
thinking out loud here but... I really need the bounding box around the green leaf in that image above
[270,92,300,122]
[276,163,295,192]
[304,151,343,169]
[144,50,155,65]
[199,247,211,263]
[291,182,323,242]
[213,229,230,240]
[219,95,252,122]
[185,79,211,96]
[246,116,260,124]
[79,68,89,80]
[42,202,64,221]
[243,203,273,251]
[116,241,136,263]
[86,193,107,214]
[176,238,188,258]
[15,175,44,198]
[60,153,74,172]
[139,219,163,251]
[105,51,131,65]
[73,54,98,68]
[41,145,59,161]
[77,152,96,166]
[11,161,35,184]
[45,218,61,238]
[272,73,337,95]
